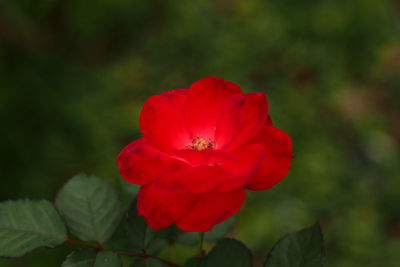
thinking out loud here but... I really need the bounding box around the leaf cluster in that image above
[0,173,326,266]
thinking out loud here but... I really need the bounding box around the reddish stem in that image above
[65,238,98,250]
[115,251,182,267]
[65,238,182,267]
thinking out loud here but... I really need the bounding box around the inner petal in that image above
[185,77,243,140]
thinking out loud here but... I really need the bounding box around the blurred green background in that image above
[1,0,399,266]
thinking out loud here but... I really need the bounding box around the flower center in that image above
[187,136,216,151]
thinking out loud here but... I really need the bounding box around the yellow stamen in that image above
[187,136,215,150]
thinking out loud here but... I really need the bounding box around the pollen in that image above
[187,136,216,151]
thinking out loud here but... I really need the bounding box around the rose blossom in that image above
[117,77,293,232]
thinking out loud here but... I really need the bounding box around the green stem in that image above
[196,232,204,256]
[195,232,205,267]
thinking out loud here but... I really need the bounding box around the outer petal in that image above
[265,114,273,126]
[218,144,266,192]
[215,93,268,150]
[177,165,226,194]
[140,94,191,152]
[161,89,188,111]
[137,174,197,230]
[185,77,243,139]
[176,188,246,232]
[173,149,208,166]
[245,126,293,191]
[173,148,236,166]
[117,138,189,185]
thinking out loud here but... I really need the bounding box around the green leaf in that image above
[146,239,169,256]
[125,199,168,257]
[201,238,253,267]
[62,249,96,267]
[264,223,325,267]
[107,219,141,253]
[125,200,156,250]
[121,179,140,196]
[62,250,121,267]
[184,256,205,267]
[94,251,121,267]
[204,215,237,242]
[130,257,169,267]
[156,225,182,242]
[176,215,237,246]
[0,199,67,257]
[56,173,122,244]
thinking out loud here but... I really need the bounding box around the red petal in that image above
[215,93,268,150]
[177,165,226,194]
[265,114,273,126]
[218,144,266,192]
[173,148,236,166]
[117,138,188,186]
[161,89,188,111]
[245,126,293,191]
[176,188,245,232]
[185,77,242,139]
[137,174,197,230]
[173,149,207,166]
[140,94,191,152]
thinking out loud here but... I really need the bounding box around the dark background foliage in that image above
[1,0,399,266]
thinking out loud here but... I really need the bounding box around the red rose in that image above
[117,77,293,232]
